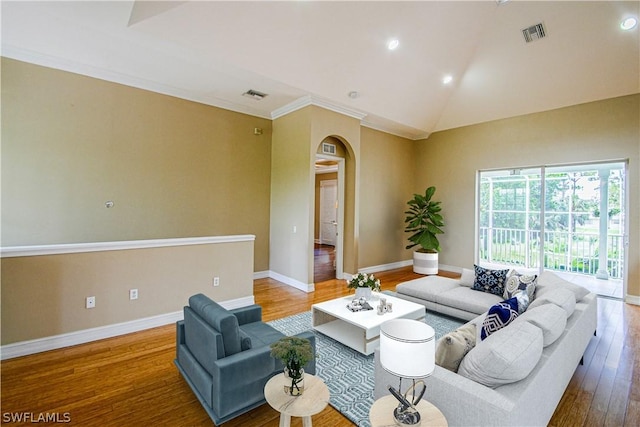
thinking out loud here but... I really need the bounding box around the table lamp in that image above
[380,318,435,426]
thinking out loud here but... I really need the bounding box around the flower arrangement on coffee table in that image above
[347,272,381,292]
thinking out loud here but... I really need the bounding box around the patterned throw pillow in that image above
[435,323,477,372]
[513,292,530,314]
[481,298,519,340]
[503,271,537,301]
[472,265,510,296]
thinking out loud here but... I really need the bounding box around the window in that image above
[478,161,626,280]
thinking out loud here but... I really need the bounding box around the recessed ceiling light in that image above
[387,39,399,50]
[443,75,453,85]
[621,17,638,30]
[348,91,359,99]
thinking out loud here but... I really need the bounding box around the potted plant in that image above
[270,336,313,396]
[405,186,445,274]
[347,272,381,300]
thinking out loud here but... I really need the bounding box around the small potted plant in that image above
[405,186,445,274]
[270,336,313,396]
[347,272,381,300]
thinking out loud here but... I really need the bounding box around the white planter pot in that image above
[413,251,438,275]
[355,287,372,300]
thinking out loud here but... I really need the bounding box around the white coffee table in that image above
[311,293,426,355]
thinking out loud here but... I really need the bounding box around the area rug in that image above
[267,310,464,427]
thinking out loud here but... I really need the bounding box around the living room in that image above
[2,1,639,426]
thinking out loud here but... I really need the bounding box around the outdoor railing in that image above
[479,227,624,279]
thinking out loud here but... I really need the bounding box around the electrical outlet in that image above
[129,289,138,300]
[86,296,96,309]
[213,277,220,287]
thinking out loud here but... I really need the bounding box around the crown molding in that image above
[271,94,367,121]
[360,119,431,141]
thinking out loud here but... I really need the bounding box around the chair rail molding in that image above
[0,235,256,258]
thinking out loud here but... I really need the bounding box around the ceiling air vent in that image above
[522,22,546,43]
[242,89,268,100]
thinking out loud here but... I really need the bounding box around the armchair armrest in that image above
[231,305,262,325]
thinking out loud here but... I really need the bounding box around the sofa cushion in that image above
[436,286,503,315]
[472,265,510,296]
[458,320,543,388]
[459,268,475,287]
[514,304,567,347]
[435,323,476,372]
[480,298,519,340]
[528,287,576,317]
[395,276,460,303]
[503,271,537,301]
[188,294,242,356]
[536,271,590,302]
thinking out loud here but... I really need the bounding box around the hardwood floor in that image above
[313,244,336,283]
[1,267,638,426]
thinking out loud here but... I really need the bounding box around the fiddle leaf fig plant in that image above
[405,186,445,253]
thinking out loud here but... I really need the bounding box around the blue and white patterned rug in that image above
[267,310,464,427]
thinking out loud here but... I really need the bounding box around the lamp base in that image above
[393,406,421,426]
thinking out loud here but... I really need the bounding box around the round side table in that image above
[369,395,448,427]
[264,373,330,427]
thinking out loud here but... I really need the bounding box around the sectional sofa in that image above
[374,269,598,426]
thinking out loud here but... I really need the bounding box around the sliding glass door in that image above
[478,161,626,283]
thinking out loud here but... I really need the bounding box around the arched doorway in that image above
[313,136,349,282]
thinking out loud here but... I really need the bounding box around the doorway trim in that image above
[315,154,345,279]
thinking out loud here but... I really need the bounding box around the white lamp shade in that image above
[380,319,435,379]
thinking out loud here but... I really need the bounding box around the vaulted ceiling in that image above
[2,1,639,139]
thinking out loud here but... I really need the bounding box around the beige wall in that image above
[414,94,640,299]
[270,106,361,285]
[1,239,255,344]
[270,108,314,284]
[1,58,272,271]
[359,127,415,268]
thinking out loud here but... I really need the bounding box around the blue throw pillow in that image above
[472,265,510,296]
[481,298,519,341]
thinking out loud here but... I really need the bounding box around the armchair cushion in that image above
[188,294,242,357]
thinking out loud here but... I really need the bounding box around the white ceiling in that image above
[2,1,639,139]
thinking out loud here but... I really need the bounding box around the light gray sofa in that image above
[375,271,598,426]
[394,268,503,320]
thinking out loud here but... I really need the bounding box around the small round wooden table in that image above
[369,395,448,427]
[264,373,330,427]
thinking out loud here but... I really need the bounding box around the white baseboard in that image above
[358,260,413,275]
[253,270,270,279]
[268,271,314,293]
[625,294,640,306]
[0,295,255,360]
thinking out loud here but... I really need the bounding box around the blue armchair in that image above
[174,294,316,425]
